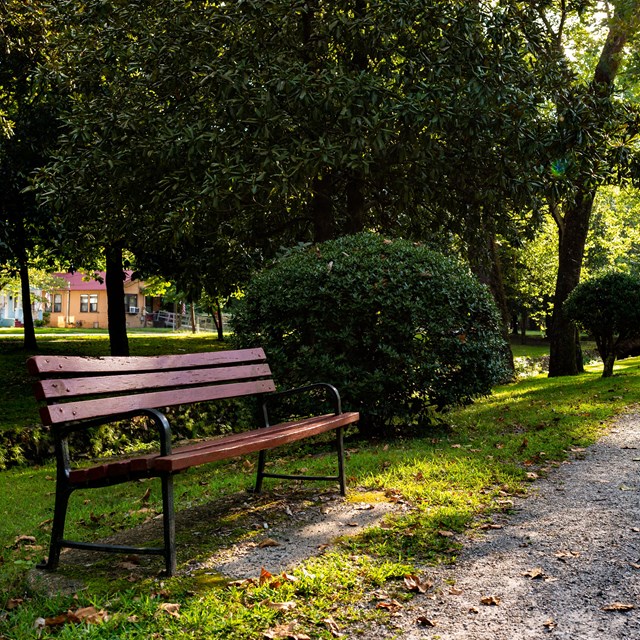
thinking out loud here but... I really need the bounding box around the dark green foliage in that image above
[231,233,509,433]
[564,271,640,377]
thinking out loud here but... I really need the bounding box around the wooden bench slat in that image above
[41,380,277,426]
[27,348,267,375]
[66,412,359,485]
[153,412,360,473]
[35,364,273,400]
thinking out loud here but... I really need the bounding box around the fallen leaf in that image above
[258,538,280,548]
[376,599,404,612]
[354,503,374,511]
[227,578,257,588]
[157,602,181,618]
[449,587,463,596]
[468,606,479,614]
[451,444,462,449]
[323,616,344,637]
[263,621,311,639]
[67,606,109,624]
[243,460,255,471]
[479,523,503,530]
[480,595,500,606]
[554,550,581,561]
[526,472,539,480]
[522,567,546,579]
[404,574,432,593]
[6,598,24,610]
[543,618,557,630]
[259,567,274,585]
[416,616,437,627]
[261,600,297,612]
[13,535,36,547]
[602,602,635,612]
[437,530,455,538]
[43,614,70,627]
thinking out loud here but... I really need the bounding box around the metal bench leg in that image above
[161,473,176,576]
[39,485,74,571]
[254,450,267,494]
[336,427,346,496]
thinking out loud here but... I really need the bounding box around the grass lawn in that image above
[0,331,635,638]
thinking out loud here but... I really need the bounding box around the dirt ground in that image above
[30,411,640,639]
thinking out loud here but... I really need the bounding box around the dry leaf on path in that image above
[258,538,280,548]
[437,530,455,538]
[602,602,635,612]
[522,567,546,579]
[416,616,437,627]
[543,618,557,630]
[480,595,501,606]
[449,586,463,595]
[376,599,404,613]
[404,574,432,593]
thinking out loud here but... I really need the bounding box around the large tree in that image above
[0,0,64,349]
[38,1,555,290]
[531,0,640,376]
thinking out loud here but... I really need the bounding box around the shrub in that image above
[564,271,640,377]
[231,232,509,433]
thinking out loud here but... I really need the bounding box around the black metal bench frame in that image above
[27,349,359,576]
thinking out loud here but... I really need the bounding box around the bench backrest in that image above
[27,348,276,426]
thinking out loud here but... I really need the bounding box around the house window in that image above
[53,294,62,313]
[80,294,98,313]
[124,294,138,313]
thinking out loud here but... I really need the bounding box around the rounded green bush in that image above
[231,232,509,433]
[564,271,640,377]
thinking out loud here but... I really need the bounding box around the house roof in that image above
[54,271,138,291]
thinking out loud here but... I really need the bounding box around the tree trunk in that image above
[190,301,196,333]
[548,190,594,376]
[467,229,515,379]
[211,300,224,341]
[11,212,38,350]
[19,255,37,351]
[345,172,366,234]
[547,4,633,376]
[310,174,334,242]
[105,243,129,356]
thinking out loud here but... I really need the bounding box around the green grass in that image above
[0,333,638,638]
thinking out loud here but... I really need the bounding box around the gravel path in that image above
[362,412,640,639]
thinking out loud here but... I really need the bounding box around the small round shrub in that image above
[231,232,509,433]
[564,271,640,377]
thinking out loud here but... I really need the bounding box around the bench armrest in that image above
[261,383,342,427]
[57,408,173,456]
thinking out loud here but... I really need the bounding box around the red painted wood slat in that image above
[152,412,360,473]
[41,380,277,426]
[26,348,267,375]
[35,364,273,400]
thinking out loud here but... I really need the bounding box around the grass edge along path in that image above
[1,355,639,638]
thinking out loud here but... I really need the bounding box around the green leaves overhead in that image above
[39,0,559,257]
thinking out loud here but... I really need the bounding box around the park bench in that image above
[27,348,359,576]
